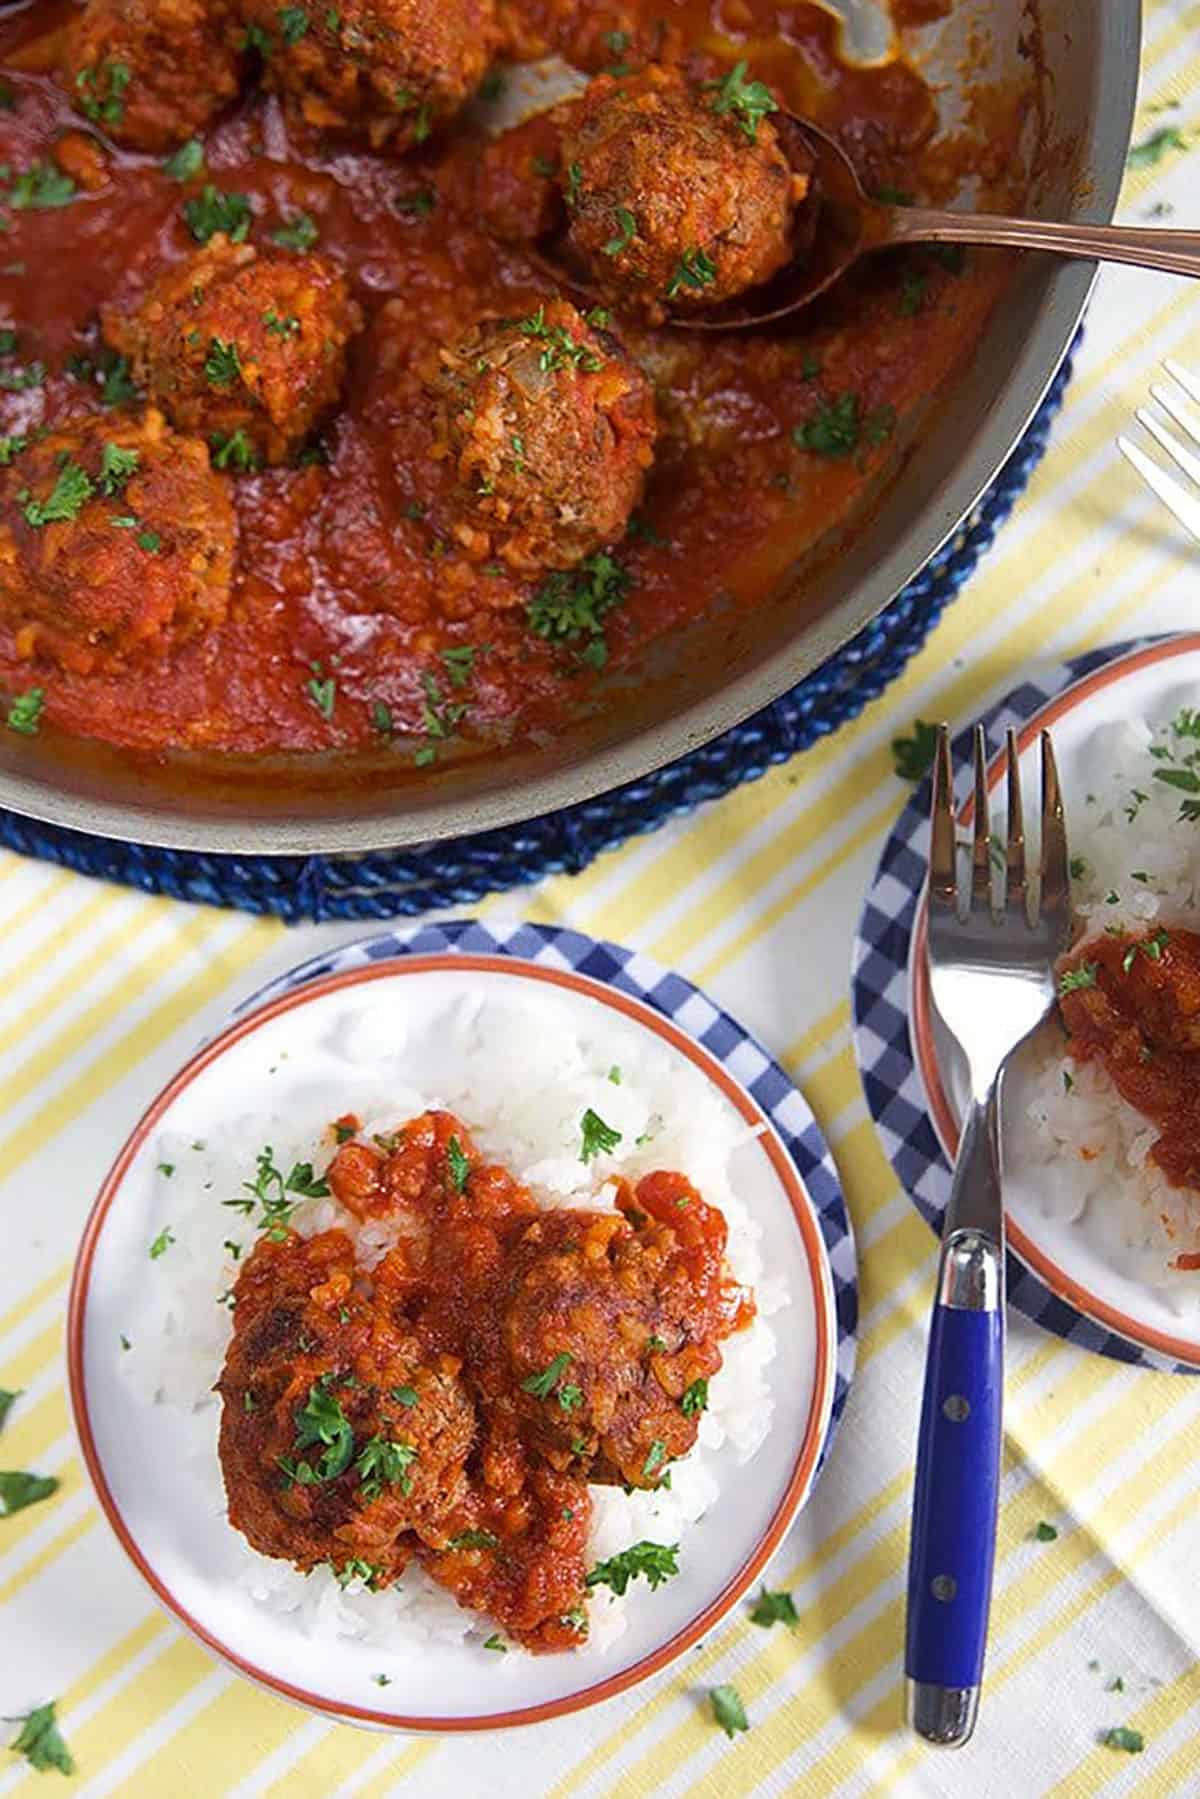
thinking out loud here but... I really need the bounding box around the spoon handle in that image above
[886,207,1200,280]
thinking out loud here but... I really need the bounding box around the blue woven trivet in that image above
[0,340,1077,921]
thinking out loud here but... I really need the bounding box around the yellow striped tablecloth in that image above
[5,8,1200,1792]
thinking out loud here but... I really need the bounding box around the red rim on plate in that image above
[69,954,837,1732]
[911,633,1200,1370]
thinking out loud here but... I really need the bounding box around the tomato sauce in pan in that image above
[0,1,1022,759]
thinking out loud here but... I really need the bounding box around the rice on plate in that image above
[118,976,784,1662]
[1011,703,1200,1306]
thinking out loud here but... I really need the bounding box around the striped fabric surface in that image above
[5,6,1200,1792]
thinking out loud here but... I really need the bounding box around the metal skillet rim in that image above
[0,4,1142,857]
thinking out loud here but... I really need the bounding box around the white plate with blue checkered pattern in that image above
[853,634,1200,1377]
[77,917,854,1733]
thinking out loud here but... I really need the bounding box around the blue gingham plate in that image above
[852,635,1200,1376]
[236,918,857,1462]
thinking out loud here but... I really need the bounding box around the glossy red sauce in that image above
[1060,928,1200,1202]
[0,1,1019,758]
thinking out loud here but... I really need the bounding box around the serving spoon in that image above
[538,117,1200,332]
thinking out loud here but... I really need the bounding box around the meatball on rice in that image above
[562,64,803,320]
[61,0,241,153]
[0,411,233,675]
[237,0,499,151]
[104,238,362,466]
[428,298,657,573]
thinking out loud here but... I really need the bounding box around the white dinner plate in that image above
[69,945,845,1731]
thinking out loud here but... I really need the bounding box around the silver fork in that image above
[1118,358,1200,540]
[906,725,1072,1749]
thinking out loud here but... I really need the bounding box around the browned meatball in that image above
[428,299,657,573]
[0,411,233,675]
[500,1173,745,1491]
[104,238,362,465]
[218,1229,476,1582]
[237,0,499,151]
[60,0,242,153]
[562,64,803,320]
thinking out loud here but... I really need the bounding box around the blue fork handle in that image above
[905,1228,1004,1746]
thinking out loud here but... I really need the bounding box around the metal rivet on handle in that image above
[942,1394,970,1422]
[931,1574,957,1603]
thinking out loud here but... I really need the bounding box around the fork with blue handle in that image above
[906,724,1072,1746]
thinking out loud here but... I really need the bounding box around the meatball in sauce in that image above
[217,1108,753,1650]
[61,0,242,152]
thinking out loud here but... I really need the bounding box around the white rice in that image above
[1010,707,1200,1298]
[123,987,779,1655]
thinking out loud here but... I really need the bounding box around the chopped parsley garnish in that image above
[891,720,938,782]
[184,185,252,245]
[641,1439,667,1479]
[8,163,76,210]
[579,1106,621,1162]
[211,429,259,472]
[149,1226,174,1258]
[795,392,860,457]
[335,1558,380,1589]
[705,60,776,142]
[264,308,301,340]
[373,1672,392,1686]
[0,1470,60,1517]
[6,688,43,735]
[483,1633,507,1651]
[1122,928,1169,974]
[527,551,630,668]
[278,5,309,42]
[0,434,26,464]
[20,458,93,527]
[1033,1520,1058,1542]
[271,211,319,250]
[603,205,638,256]
[518,304,604,373]
[446,1134,470,1192]
[100,351,138,408]
[394,89,433,141]
[564,161,584,206]
[306,669,336,718]
[0,328,17,356]
[0,360,44,392]
[710,1683,750,1739]
[532,154,558,179]
[371,700,393,735]
[0,1388,19,1432]
[137,529,161,554]
[750,1585,799,1626]
[1069,855,1088,879]
[98,442,139,496]
[1059,963,1099,996]
[1128,126,1187,168]
[440,644,482,688]
[164,138,206,182]
[158,1162,175,1178]
[204,336,243,387]
[521,1351,572,1401]
[420,672,467,745]
[391,1385,418,1407]
[558,1384,583,1412]
[75,58,131,126]
[447,1529,499,1550]
[681,1378,708,1417]
[224,1145,330,1239]
[279,1374,355,1486]
[355,1435,418,1500]
[646,1334,667,1353]
[395,187,435,217]
[666,245,717,300]
[1103,1726,1145,1753]
[6,1701,75,1776]
[585,1540,680,1595]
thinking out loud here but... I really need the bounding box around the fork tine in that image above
[1149,382,1200,452]
[929,725,956,911]
[1118,436,1200,545]
[970,724,993,913]
[1004,728,1027,916]
[1039,731,1069,921]
[1136,406,1200,490]
[1163,356,1200,412]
